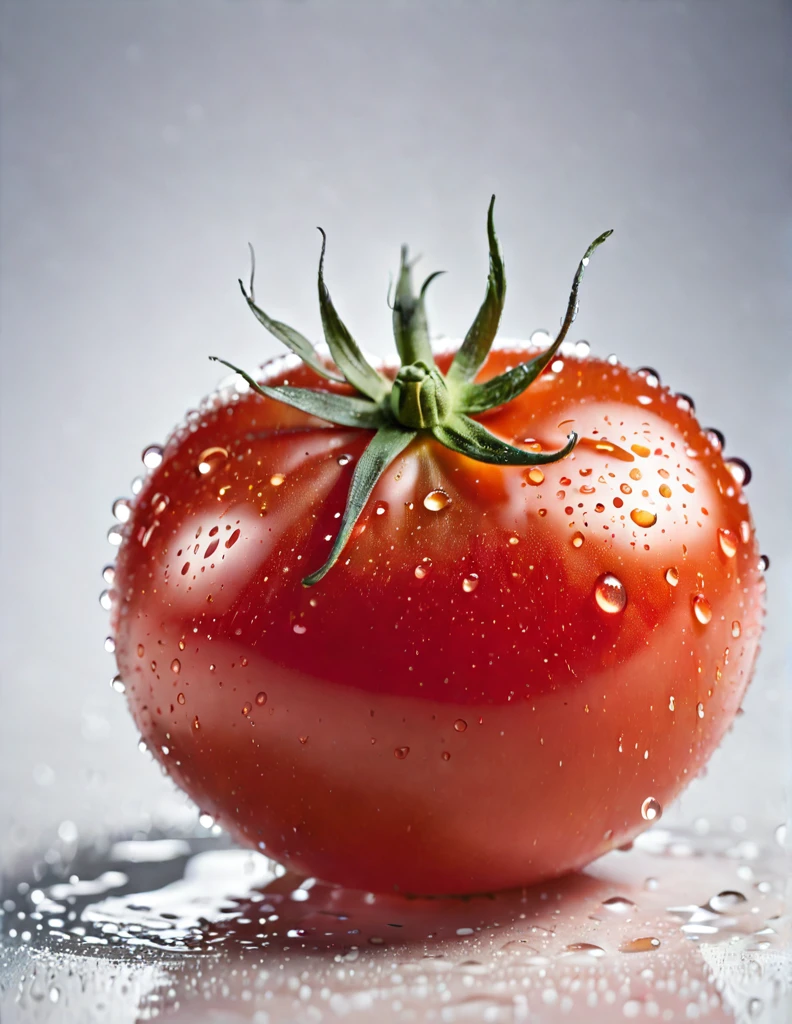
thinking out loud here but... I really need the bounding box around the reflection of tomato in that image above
[111,344,763,895]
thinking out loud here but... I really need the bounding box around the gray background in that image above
[1,0,789,861]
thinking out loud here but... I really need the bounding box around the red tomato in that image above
[111,346,763,895]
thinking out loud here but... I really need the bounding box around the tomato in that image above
[111,343,763,894]
[110,202,763,894]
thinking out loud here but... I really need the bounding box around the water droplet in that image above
[731,620,741,638]
[677,393,696,413]
[270,473,285,487]
[49,987,60,1004]
[255,691,267,706]
[374,500,388,516]
[415,557,432,579]
[241,702,252,716]
[423,489,450,511]
[177,693,186,705]
[112,498,131,523]
[181,561,190,576]
[104,636,116,653]
[641,797,662,821]
[631,443,650,458]
[602,896,635,912]
[192,716,200,730]
[669,696,675,711]
[454,719,468,732]
[293,623,307,634]
[620,936,660,953]
[99,590,113,611]
[705,427,725,451]
[441,751,451,761]
[571,532,584,548]
[697,702,705,719]
[462,574,479,593]
[102,565,116,585]
[659,483,672,498]
[563,942,605,958]
[759,553,770,571]
[718,527,738,557]
[748,998,763,1019]
[110,675,126,694]
[167,659,180,676]
[665,566,679,587]
[630,508,657,528]
[337,453,352,466]
[107,525,123,546]
[607,353,619,365]
[394,746,410,759]
[574,339,590,357]
[636,366,660,387]
[151,492,169,515]
[198,812,214,828]
[530,329,552,347]
[526,468,544,485]
[142,444,164,469]
[725,458,752,486]
[692,594,712,625]
[197,446,228,476]
[708,890,747,913]
[551,358,564,373]
[594,573,627,614]
[620,483,632,495]
[136,644,145,658]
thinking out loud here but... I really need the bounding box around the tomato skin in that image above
[111,347,763,895]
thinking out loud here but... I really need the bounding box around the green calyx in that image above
[211,197,612,586]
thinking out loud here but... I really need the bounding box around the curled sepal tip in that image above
[433,413,577,467]
[302,426,416,586]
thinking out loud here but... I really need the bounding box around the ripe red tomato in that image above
[111,342,763,895]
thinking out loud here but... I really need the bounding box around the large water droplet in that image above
[107,525,123,546]
[641,797,662,821]
[197,446,229,476]
[759,553,770,572]
[270,473,285,487]
[620,936,661,953]
[571,532,584,548]
[692,594,712,624]
[255,691,267,706]
[112,498,131,523]
[731,620,741,638]
[99,590,113,611]
[708,890,747,913]
[594,573,627,614]
[423,489,450,511]
[454,719,468,733]
[718,527,738,558]
[170,659,181,674]
[142,445,164,469]
[630,508,657,528]
[725,457,752,486]
[602,896,636,913]
[630,443,650,458]
[526,468,544,485]
[337,453,352,466]
[665,566,679,587]
[394,746,410,760]
[530,329,552,347]
[705,427,725,451]
[574,339,590,357]
[110,675,126,694]
[462,574,479,593]
[104,636,116,653]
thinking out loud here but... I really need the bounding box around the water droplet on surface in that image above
[676,393,696,413]
[415,558,432,579]
[270,473,285,487]
[659,483,672,498]
[705,427,725,451]
[198,812,214,828]
[423,489,450,511]
[255,691,267,706]
[170,659,181,674]
[747,998,763,1019]
[641,797,662,821]
[620,936,660,953]
[142,445,164,469]
[575,339,590,357]
[104,636,116,653]
[551,358,564,373]
[669,696,675,711]
[102,565,116,585]
[725,457,751,486]
[111,675,126,694]
[563,942,605,958]
[462,574,479,593]
[151,492,169,514]
[692,594,712,624]
[197,446,228,476]
[112,498,131,523]
[759,553,770,571]
[602,896,635,912]
[696,702,705,719]
[454,719,468,732]
[337,453,352,466]
[177,693,186,705]
[192,716,200,731]
[718,527,738,558]
[594,573,627,614]
[107,525,123,546]
[636,366,660,387]
[99,590,113,611]
[708,890,747,913]
[630,508,657,528]
[293,623,307,634]
[665,566,679,586]
[571,532,584,548]
[526,468,544,485]
[394,746,410,760]
[530,329,552,347]
[241,702,252,716]
[441,751,451,761]
[631,444,650,458]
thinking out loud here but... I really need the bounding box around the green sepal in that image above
[392,245,443,366]
[210,357,389,429]
[458,229,612,415]
[303,425,417,586]
[317,230,390,403]
[433,413,577,466]
[446,195,506,385]
[238,247,344,384]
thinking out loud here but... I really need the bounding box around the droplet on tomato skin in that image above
[708,890,747,913]
[177,692,186,705]
[740,520,751,544]
[110,675,126,694]
[594,573,627,614]
[454,719,468,732]
[526,468,544,485]
[641,797,662,822]
[198,812,214,828]
[107,525,123,546]
[394,746,410,760]
[697,702,705,719]
[441,751,451,761]
[620,482,632,494]
[629,467,642,481]
[669,696,675,711]
[99,590,113,611]
[731,620,742,639]
[631,443,650,458]
[575,339,591,357]
[415,557,432,579]
[718,527,738,558]
[241,702,252,717]
[530,328,552,347]
[630,508,657,528]
[112,498,131,523]
[602,896,636,913]
[142,444,164,469]
[136,644,145,658]
[462,575,479,593]
[192,716,201,731]
[197,446,229,476]
[571,532,584,548]
[705,427,725,451]
[170,659,181,675]
[621,936,661,953]
[102,565,116,585]
[104,635,116,653]
[337,453,352,466]
[151,492,169,514]
[270,473,285,487]
[563,942,605,959]
[725,457,752,487]
[692,594,712,625]
[255,691,267,706]
[665,566,679,587]
[423,489,450,511]
[374,500,388,516]
[659,483,672,498]
[293,623,307,634]
[759,553,770,572]
[130,476,144,495]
